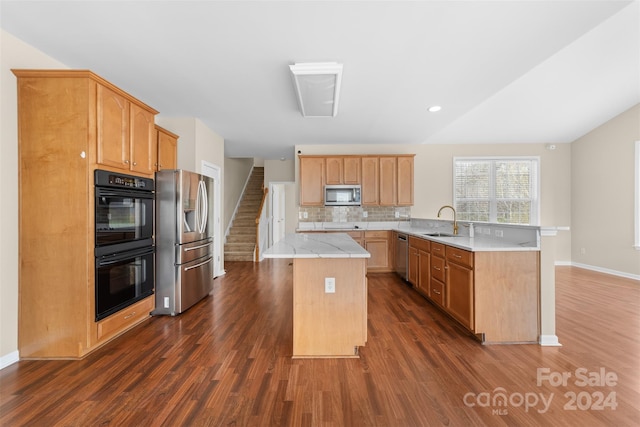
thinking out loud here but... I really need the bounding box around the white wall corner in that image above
[0,351,19,370]
[539,335,562,346]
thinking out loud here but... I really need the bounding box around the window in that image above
[453,157,539,225]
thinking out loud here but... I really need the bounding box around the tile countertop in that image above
[297,221,540,252]
[263,233,371,259]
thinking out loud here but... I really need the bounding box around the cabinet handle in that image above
[433,266,441,271]
[432,289,441,295]
[123,311,136,320]
[133,162,137,166]
[124,160,130,164]
[453,254,462,258]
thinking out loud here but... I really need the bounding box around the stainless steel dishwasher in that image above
[395,232,408,281]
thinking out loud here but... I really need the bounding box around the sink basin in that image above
[424,232,459,237]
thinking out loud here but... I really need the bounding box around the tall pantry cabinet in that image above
[14,70,159,358]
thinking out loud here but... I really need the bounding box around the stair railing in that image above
[254,185,269,262]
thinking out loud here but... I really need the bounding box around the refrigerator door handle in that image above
[183,242,211,252]
[183,257,212,272]
[198,180,208,234]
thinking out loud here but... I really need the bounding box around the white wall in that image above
[571,104,640,278]
[0,30,69,365]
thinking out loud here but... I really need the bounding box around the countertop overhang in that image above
[263,233,371,259]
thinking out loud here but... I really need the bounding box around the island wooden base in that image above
[292,258,367,358]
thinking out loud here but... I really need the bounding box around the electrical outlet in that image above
[325,277,336,293]
[303,212,308,219]
[495,229,503,238]
[580,247,586,255]
[163,297,170,308]
[362,211,368,218]
[395,211,400,218]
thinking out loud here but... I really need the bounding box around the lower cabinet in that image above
[407,235,540,344]
[364,231,393,272]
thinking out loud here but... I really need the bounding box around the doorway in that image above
[269,182,296,246]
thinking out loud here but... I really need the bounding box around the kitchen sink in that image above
[424,232,460,237]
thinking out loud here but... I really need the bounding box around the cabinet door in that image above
[447,262,474,330]
[129,103,155,175]
[156,127,178,171]
[397,156,414,206]
[379,157,397,206]
[365,239,389,271]
[408,246,419,286]
[97,85,129,170]
[418,249,430,296]
[300,157,325,206]
[325,157,344,185]
[361,157,379,205]
[343,157,361,184]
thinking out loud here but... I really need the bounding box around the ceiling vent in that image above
[289,62,343,118]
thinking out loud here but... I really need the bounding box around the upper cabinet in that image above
[300,156,326,206]
[96,81,158,175]
[325,157,361,185]
[154,125,178,171]
[361,157,379,206]
[299,154,414,207]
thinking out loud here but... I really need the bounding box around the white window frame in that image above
[453,156,540,225]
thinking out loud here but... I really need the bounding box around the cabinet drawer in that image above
[409,236,430,252]
[431,242,445,258]
[347,231,364,240]
[446,246,473,268]
[365,230,388,239]
[430,279,445,307]
[97,296,153,341]
[431,255,446,283]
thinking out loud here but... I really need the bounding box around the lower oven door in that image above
[95,246,154,321]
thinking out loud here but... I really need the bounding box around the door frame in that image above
[201,161,224,277]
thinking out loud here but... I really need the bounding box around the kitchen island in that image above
[263,233,370,358]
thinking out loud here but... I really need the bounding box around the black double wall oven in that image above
[94,170,154,321]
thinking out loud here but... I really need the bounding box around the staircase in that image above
[224,167,264,262]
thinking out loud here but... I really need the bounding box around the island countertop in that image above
[263,233,371,259]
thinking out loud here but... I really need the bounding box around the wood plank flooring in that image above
[1,262,638,426]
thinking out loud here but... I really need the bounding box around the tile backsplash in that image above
[299,206,411,223]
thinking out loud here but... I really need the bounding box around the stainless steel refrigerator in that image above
[153,169,214,315]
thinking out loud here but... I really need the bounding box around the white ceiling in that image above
[2,1,638,159]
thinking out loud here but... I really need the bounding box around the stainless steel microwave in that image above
[324,185,361,206]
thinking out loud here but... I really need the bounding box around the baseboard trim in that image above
[539,335,562,347]
[554,261,572,266]
[0,351,19,370]
[570,262,640,281]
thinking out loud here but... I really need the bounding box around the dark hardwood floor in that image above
[1,261,638,426]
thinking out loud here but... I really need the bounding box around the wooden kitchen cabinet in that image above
[97,84,157,175]
[379,157,397,206]
[343,157,361,184]
[14,69,158,359]
[411,233,539,343]
[446,246,474,330]
[408,237,431,295]
[361,157,379,205]
[364,231,392,272]
[397,155,414,206]
[299,156,325,206]
[154,125,178,171]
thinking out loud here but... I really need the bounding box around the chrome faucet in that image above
[437,205,458,235]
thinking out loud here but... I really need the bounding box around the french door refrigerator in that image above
[153,169,214,315]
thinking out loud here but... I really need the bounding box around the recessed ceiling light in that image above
[428,105,442,113]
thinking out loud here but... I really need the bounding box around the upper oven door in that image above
[95,186,154,252]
